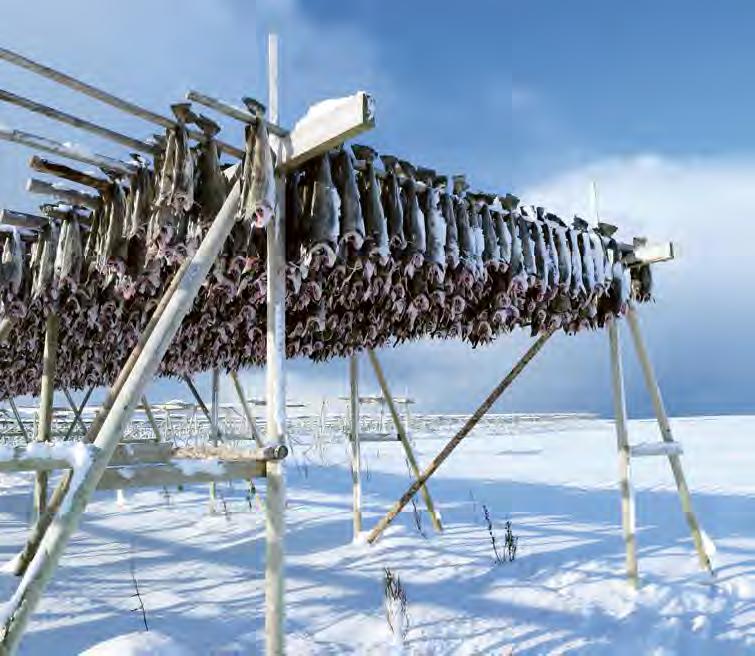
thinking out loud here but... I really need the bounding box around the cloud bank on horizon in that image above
[0,1,752,418]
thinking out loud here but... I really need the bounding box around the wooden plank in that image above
[26,178,101,209]
[626,242,675,266]
[97,459,266,491]
[358,432,399,442]
[30,157,111,193]
[281,91,375,170]
[630,441,684,457]
[608,321,639,588]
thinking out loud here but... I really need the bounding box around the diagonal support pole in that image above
[625,304,713,575]
[367,349,443,532]
[608,320,639,587]
[7,398,29,443]
[0,181,242,654]
[62,387,91,439]
[12,256,192,578]
[366,329,554,544]
[140,396,163,442]
[229,370,263,447]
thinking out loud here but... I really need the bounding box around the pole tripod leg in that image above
[608,320,639,587]
[625,305,713,575]
[349,354,362,537]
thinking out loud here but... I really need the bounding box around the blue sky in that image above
[0,1,753,418]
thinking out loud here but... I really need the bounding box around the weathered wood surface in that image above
[0,87,157,154]
[29,157,111,194]
[608,320,638,587]
[97,459,267,490]
[26,178,101,209]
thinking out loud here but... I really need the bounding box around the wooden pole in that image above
[13,256,192,577]
[366,329,554,544]
[0,127,134,174]
[186,90,289,138]
[7,398,29,443]
[367,349,443,533]
[62,388,88,436]
[140,396,163,442]
[26,178,101,209]
[209,367,220,510]
[0,88,158,154]
[62,387,94,441]
[625,305,713,574]
[183,375,214,424]
[265,32,286,656]
[229,370,263,447]
[349,354,362,537]
[0,47,243,158]
[608,320,639,587]
[33,313,59,519]
[0,182,242,653]
[29,157,111,194]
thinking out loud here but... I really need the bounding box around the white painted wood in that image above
[349,354,362,537]
[265,32,286,656]
[608,321,639,587]
[630,441,684,457]
[627,242,675,266]
[625,305,713,574]
[281,91,375,170]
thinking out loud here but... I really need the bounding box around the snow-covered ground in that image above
[1,415,753,654]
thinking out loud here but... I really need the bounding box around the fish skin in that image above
[494,209,512,266]
[542,221,560,290]
[103,182,128,264]
[480,203,500,265]
[247,118,276,229]
[382,169,405,249]
[194,136,227,224]
[455,196,474,262]
[468,200,484,269]
[308,153,340,263]
[54,216,83,283]
[532,218,550,286]
[402,176,426,254]
[358,158,389,259]
[579,230,596,294]
[590,231,606,289]
[441,192,459,266]
[568,228,586,297]
[518,215,537,277]
[552,223,572,287]
[332,148,365,250]
[424,186,447,267]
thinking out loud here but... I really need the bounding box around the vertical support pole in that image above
[265,32,286,656]
[367,349,443,533]
[34,313,59,518]
[608,320,638,587]
[209,367,220,511]
[349,354,362,537]
[625,305,712,574]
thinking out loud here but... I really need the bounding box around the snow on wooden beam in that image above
[96,459,267,490]
[0,209,47,230]
[281,91,375,170]
[26,178,101,209]
[627,242,675,266]
[629,441,684,457]
[0,127,136,174]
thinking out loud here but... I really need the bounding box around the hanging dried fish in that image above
[0,229,25,295]
[440,185,459,267]
[381,156,406,249]
[352,145,389,260]
[478,200,500,266]
[54,215,83,283]
[422,179,446,268]
[307,153,340,264]
[193,115,227,224]
[238,114,276,229]
[32,221,59,297]
[102,181,128,264]
[125,155,153,238]
[333,147,365,251]
[567,227,585,297]
[400,161,426,255]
